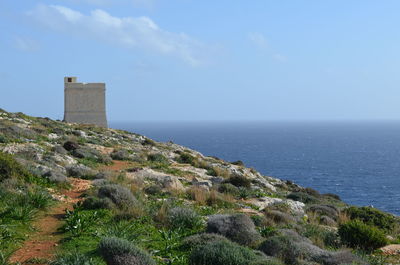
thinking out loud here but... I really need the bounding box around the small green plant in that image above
[345,206,397,231]
[50,252,96,265]
[258,226,277,238]
[223,174,251,188]
[63,209,107,237]
[25,190,53,209]
[338,220,388,251]
[167,207,203,230]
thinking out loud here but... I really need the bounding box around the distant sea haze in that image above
[112,121,400,216]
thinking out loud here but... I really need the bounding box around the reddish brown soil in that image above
[101,160,132,171]
[9,178,91,265]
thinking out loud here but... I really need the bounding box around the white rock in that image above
[247,197,283,210]
[285,199,306,215]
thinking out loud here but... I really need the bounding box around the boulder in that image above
[162,176,185,192]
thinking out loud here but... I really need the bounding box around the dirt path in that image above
[9,178,91,264]
[100,160,132,171]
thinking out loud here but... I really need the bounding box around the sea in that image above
[111,121,400,216]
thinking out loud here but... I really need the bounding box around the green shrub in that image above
[218,183,239,195]
[167,207,203,230]
[258,226,278,238]
[338,220,388,251]
[81,196,113,210]
[345,206,397,231]
[0,152,30,182]
[223,174,251,188]
[142,138,156,146]
[0,135,8,144]
[99,237,156,265]
[51,252,96,265]
[189,240,259,265]
[144,185,163,196]
[98,184,139,210]
[177,153,197,165]
[231,160,245,166]
[287,192,319,204]
[147,153,168,163]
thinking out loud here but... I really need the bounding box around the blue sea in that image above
[111,121,400,215]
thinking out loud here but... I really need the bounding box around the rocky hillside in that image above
[0,108,399,265]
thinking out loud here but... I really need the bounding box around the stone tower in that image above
[63,77,108,128]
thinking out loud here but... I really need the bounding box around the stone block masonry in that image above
[63,77,108,128]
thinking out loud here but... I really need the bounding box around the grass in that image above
[0,186,55,257]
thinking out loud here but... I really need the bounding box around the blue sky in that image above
[1,0,400,121]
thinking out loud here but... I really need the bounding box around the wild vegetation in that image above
[0,108,400,264]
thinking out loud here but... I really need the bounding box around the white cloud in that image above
[14,37,40,52]
[61,0,156,8]
[248,32,268,50]
[248,32,287,62]
[27,4,207,66]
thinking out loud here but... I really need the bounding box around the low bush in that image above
[142,138,156,146]
[287,192,319,204]
[313,250,364,265]
[218,183,239,195]
[189,240,259,265]
[177,153,197,165]
[81,196,114,210]
[338,220,388,251]
[223,174,251,188]
[322,193,341,201]
[63,141,80,151]
[258,235,300,265]
[301,224,341,249]
[182,233,228,250]
[147,153,168,163]
[345,206,397,231]
[206,214,262,246]
[51,252,96,265]
[231,160,245,166]
[307,204,339,221]
[111,149,131,161]
[98,184,139,210]
[144,185,163,196]
[167,207,202,230]
[99,237,156,265]
[0,152,30,182]
[264,210,295,225]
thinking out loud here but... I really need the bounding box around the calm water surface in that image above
[111,121,400,215]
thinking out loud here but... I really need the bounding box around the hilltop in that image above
[0,108,399,265]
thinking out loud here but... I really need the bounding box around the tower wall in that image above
[64,77,108,128]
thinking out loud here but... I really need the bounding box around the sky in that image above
[1,0,400,121]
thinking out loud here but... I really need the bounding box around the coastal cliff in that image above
[0,108,399,265]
